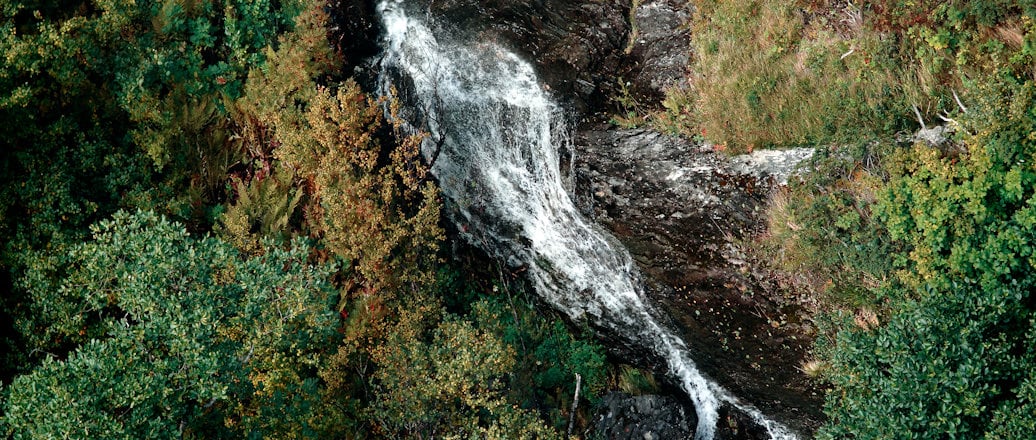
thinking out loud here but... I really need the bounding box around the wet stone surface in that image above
[625,0,694,102]
[351,0,828,433]
[572,127,825,436]
[590,392,694,440]
[408,0,630,114]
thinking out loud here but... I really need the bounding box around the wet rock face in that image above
[572,127,825,436]
[589,392,787,440]
[626,0,694,102]
[409,0,630,114]
[591,393,694,440]
[358,0,694,116]
[573,128,762,279]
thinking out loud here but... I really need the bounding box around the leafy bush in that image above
[877,78,1036,295]
[815,63,1036,439]
[367,294,559,439]
[818,280,1036,439]
[1,211,339,438]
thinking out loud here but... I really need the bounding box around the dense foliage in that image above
[815,75,1036,439]
[0,0,620,438]
[3,211,338,438]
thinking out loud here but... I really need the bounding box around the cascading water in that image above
[377,1,797,438]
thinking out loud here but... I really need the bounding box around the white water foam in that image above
[377,2,797,438]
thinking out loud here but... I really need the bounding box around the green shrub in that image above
[876,77,1036,295]
[818,280,1036,439]
[2,211,339,438]
[817,65,1036,439]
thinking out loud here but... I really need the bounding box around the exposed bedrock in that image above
[344,0,827,435]
[572,127,823,435]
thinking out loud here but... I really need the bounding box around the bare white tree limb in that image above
[912,104,927,129]
[203,396,219,408]
[567,373,582,437]
[953,89,968,113]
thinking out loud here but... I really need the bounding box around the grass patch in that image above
[673,0,936,152]
[752,141,898,311]
[614,364,660,395]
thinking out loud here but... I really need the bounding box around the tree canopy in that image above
[2,211,338,438]
[0,2,615,438]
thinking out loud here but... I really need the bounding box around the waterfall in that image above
[377,1,797,439]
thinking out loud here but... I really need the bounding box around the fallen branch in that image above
[567,373,582,437]
[953,89,968,113]
[912,104,926,130]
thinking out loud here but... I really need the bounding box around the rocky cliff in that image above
[339,0,826,436]
[572,127,823,435]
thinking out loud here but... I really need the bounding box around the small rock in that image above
[914,124,952,147]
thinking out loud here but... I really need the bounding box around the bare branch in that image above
[953,89,968,113]
[203,396,219,408]
[567,373,582,437]
[912,104,926,129]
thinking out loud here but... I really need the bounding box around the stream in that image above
[377,1,797,438]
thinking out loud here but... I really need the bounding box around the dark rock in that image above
[626,0,694,102]
[591,392,693,440]
[408,0,631,114]
[573,128,757,273]
[573,127,824,436]
[330,0,382,71]
[714,403,777,440]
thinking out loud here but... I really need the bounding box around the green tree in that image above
[818,76,1036,438]
[0,0,307,239]
[0,0,316,379]
[367,295,559,439]
[1,211,339,438]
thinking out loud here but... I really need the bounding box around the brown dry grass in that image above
[670,0,932,152]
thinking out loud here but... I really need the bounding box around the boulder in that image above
[592,393,693,440]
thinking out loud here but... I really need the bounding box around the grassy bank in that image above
[678,0,1036,437]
